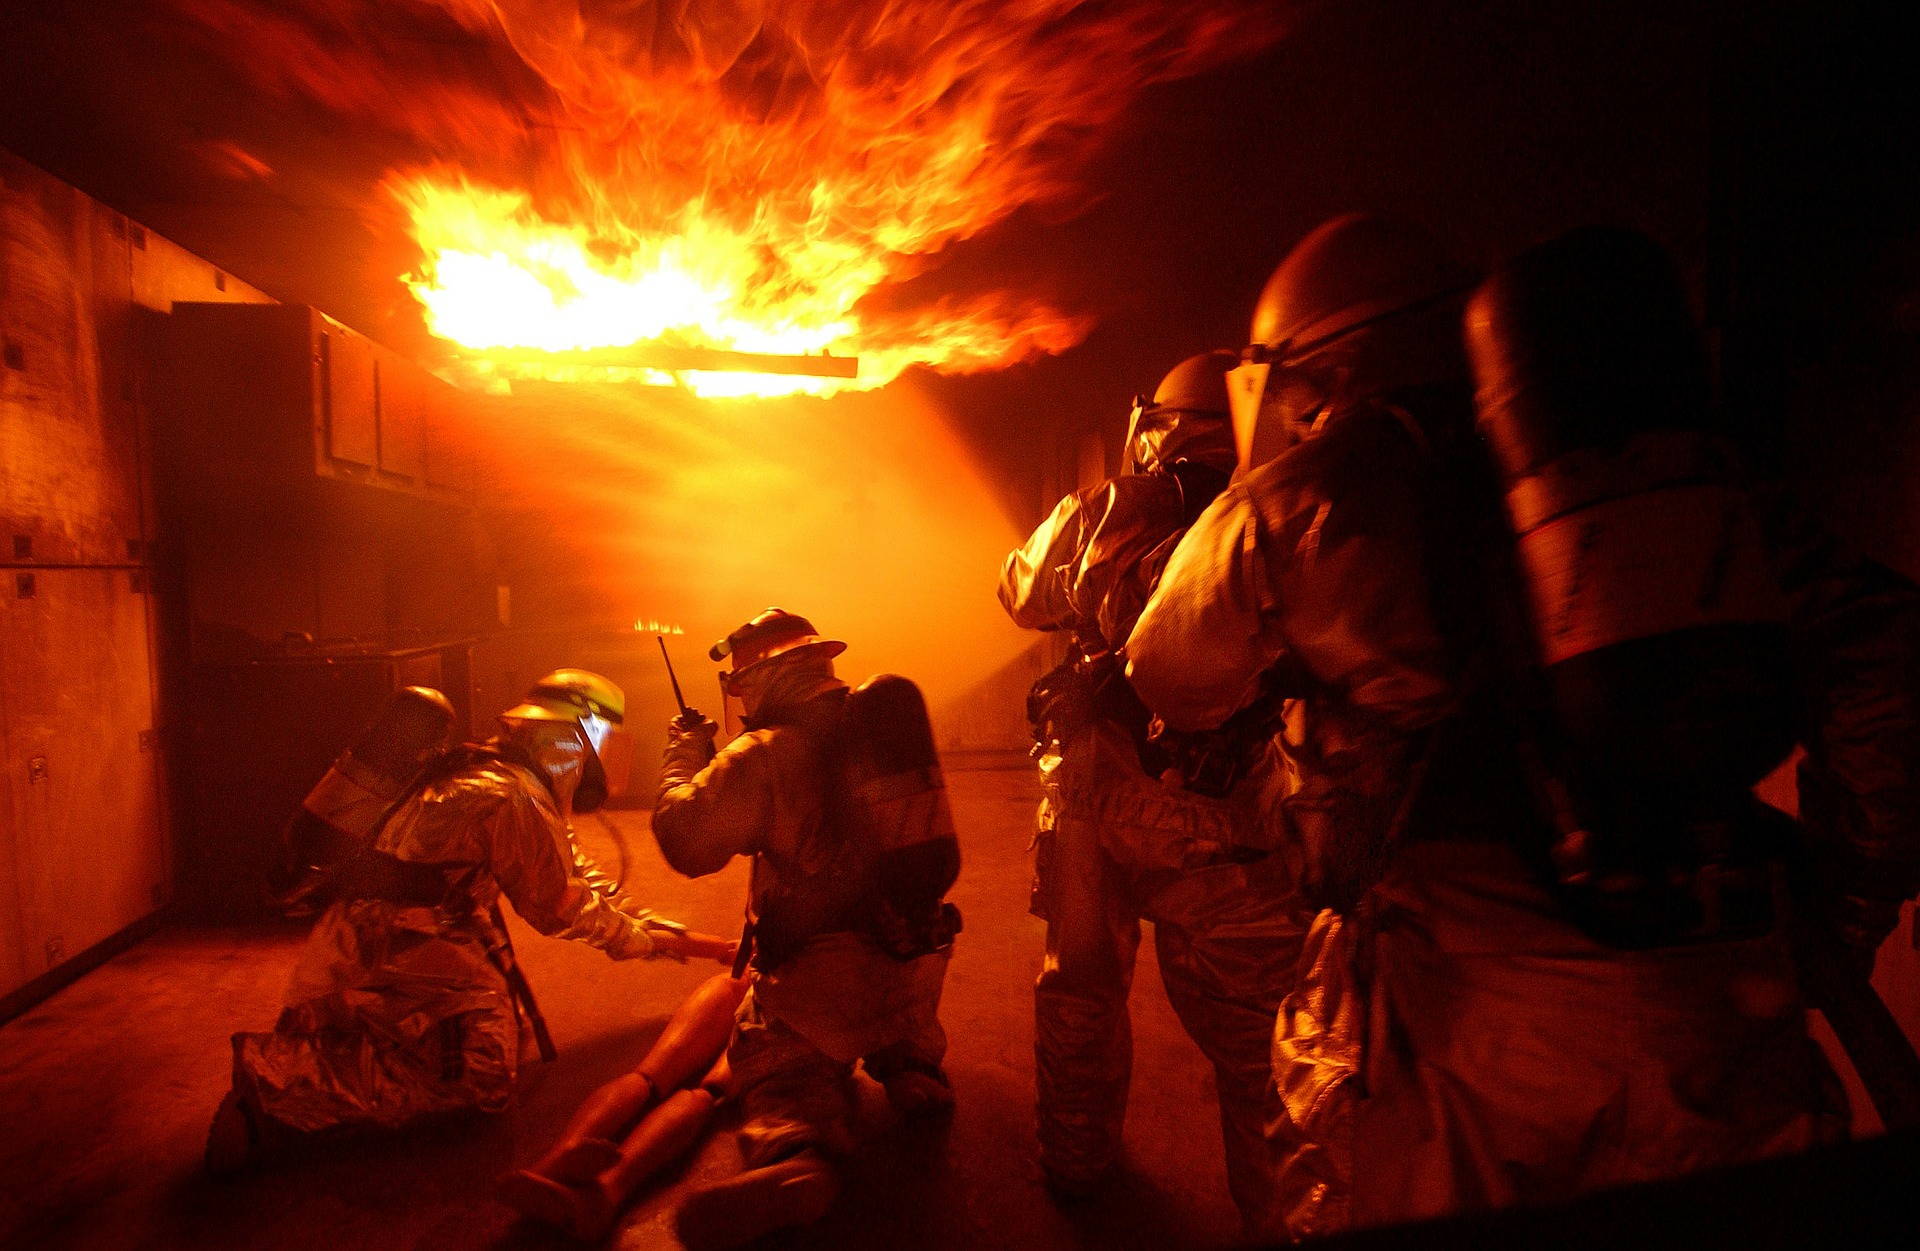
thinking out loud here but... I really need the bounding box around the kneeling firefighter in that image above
[652,609,961,1249]
[209,671,735,1170]
[998,352,1307,1234]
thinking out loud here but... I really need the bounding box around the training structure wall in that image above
[0,148,269,1013]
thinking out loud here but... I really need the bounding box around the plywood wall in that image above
[0,149,269,1007]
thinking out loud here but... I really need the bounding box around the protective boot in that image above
[673,1148,839,1249]
[204,1090,261,1176]
[1033,812,1138,1194]
[865,1044,955,1120]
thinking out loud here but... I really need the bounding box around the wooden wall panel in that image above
[0,149,270,1006]
[0,570,162,998]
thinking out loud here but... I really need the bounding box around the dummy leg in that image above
[504,1055,737,1241]
[601,1054,736,1198]
[518,974,747,1184]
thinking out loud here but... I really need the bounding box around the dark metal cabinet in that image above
[154,302,492,666]
[163,301,474,507]
[152,304,496,917]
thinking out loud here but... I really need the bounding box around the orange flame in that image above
[173,1,1291,395]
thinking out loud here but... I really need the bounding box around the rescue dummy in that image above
[1127,215,1919,1234]
[997,353,1306,1235]
[498,972,751,1240]
[206,671,735,1171]
[652,609,961,1249]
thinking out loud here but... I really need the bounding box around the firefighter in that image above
[207,671,735,1171]
[997,352,1306,1234]
[652,609,960,1249]
[1127,214,1920,1234]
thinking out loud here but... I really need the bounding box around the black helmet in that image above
[710,608,846,689]
[1236,214,1475,470]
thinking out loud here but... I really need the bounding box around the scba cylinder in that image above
[1466,228,1798,931]
[841,674,962,959]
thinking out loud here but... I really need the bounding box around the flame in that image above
[634,620,685,635]
[172,1,1292,395]
[194,138,275,181]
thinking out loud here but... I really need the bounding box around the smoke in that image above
[464,373,1031,715]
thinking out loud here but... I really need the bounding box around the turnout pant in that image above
[1034,726,1304,1236]
[232,901,520,1135]
[1267,840,1848,1238]
[732,937,950,1168]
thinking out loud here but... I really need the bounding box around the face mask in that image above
[1122,396,1159,474]
[1231,350,1342,477]
[724,665,778,725]
[510,720,587,815]
[724,654,838,727]
[575,712,631,807]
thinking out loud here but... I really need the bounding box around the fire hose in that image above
[1798,922,1920,1132]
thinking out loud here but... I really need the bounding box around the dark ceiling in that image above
[9,0,1907,540]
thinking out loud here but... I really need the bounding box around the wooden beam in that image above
[477,343,860,378]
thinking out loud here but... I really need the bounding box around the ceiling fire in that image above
[170,0,1292,395]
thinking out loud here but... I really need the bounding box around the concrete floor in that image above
[0,764,1246,1251]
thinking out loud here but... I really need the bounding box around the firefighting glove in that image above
[609,912,691,961]
[667,712,720,764]
[1820,892,1903,976]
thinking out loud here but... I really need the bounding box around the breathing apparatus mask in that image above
[499,669,631,813]
[1122,351,1238,476]
[710,608,847,728]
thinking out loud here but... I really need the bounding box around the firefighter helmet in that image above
[1235,213,1476,470]
[1248,213,1475,362]
[708,608,846,680]
[1123,351,1238,475]
[500,669,630,812]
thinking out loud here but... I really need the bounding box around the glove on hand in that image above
[608,918,658,961]
[1821,892,1902,976]
[668,713,720,764]
[609,913,693,961]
